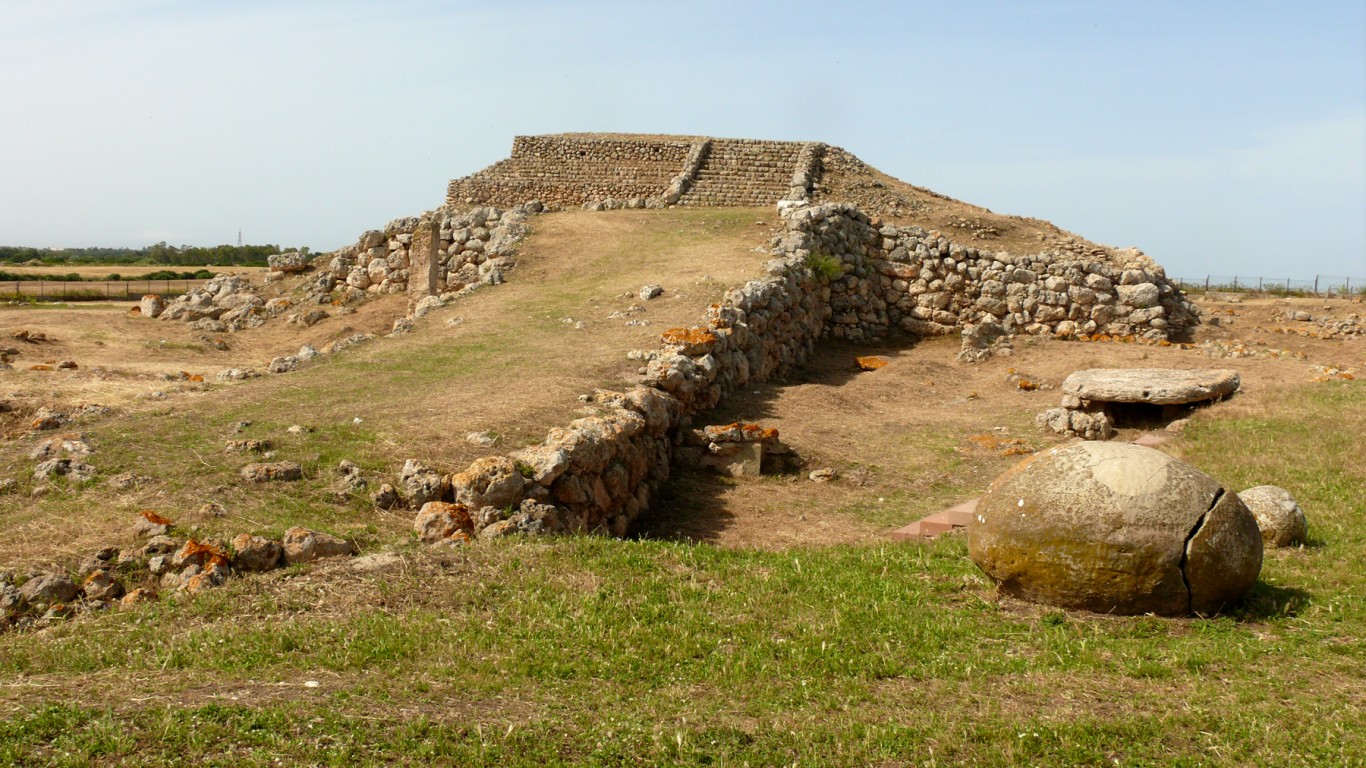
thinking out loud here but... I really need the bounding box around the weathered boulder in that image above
[282,527,353,565]
[231,533,283,572]
[1238,485,1308,548]
[969,442,1262,616]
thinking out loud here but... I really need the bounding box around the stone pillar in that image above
[408,218,440,299]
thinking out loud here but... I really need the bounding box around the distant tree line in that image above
[0,269,217,282]
[0,242,309,267]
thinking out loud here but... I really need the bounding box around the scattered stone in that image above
[139,295,166,318]
[133,510,174,538]
[81,570,125,602]
[196,502,227,519]
[465,431,497,447]
[969,441,1262,616]
[286,424,311,435]
[372,483,401,510]
[106,472,148,491]
[18,572,79,605]
[33,458,97,483]
[808,468,838,483]
[414,501,474,544]
[120,587,158,608]
[224,439,272,454]
[231,533,283,572]
[855,355,890,371]
[282,527,354,565]
[172,540,230,571]
[0,478,16,494]
[239,461,303,483]
[1238,485,1308,548]
[399,460,446,508]
[639,284,664,300]
[143,535,178,556]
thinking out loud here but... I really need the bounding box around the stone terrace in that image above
[446,133,820,210]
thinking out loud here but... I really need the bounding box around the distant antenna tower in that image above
[237,229,242,248]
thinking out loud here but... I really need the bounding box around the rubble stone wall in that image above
[430,201,1200,542]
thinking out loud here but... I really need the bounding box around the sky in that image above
[1,0,1363,280]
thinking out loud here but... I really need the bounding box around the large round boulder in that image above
[969,442,1262,616]
[1237,485,1307,548]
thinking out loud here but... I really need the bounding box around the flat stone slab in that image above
[1062,368,1240,405]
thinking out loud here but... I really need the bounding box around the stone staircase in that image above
[678,139,806,207]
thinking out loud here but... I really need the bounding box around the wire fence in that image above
[1173,275,1365,298]
[0,279,209,302]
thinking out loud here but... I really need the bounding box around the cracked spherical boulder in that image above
[969,441,1262,616]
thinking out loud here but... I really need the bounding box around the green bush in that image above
[804,251,844,282]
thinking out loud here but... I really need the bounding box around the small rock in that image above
[132,509,173,537]
[639,284,664,300]
[809,468,838,482]
[413,501,474,544]
[372,483,401,510]
[231,533,283,572]
[81,570,125,602]
[32,458,97,483]
[240,461,303,482]
[172,540,230,571]
[282,527,354,565]
[120,587,158,608]
[1238,485,1308,548]
[142,535,178,556]
[18,572,79,605]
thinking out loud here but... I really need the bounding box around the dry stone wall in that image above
[413,200,1201,543]
[445,134,823,211]
[320,203,541,300]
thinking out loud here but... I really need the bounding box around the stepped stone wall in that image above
[445,134,822,210]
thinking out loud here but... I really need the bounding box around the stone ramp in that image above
[680,139,804,207]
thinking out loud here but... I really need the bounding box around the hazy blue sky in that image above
[2,0,1362,279]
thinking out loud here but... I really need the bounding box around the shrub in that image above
[804,251,844,282]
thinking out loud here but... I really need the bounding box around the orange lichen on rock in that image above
[967,433,1035,457]
[179,539,229,569]
[29,365,53,371]
[140,510,174,526]
[660,327,717,347]
[128,306,143,317]
[741,423,780,441]
[856,355,889,371]
[187,374,204,383]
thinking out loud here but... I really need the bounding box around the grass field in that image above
[0,386,1361,765]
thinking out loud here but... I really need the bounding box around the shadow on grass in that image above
[1227,580,1312,621]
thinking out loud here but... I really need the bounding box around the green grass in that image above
[0,381,1362,766]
